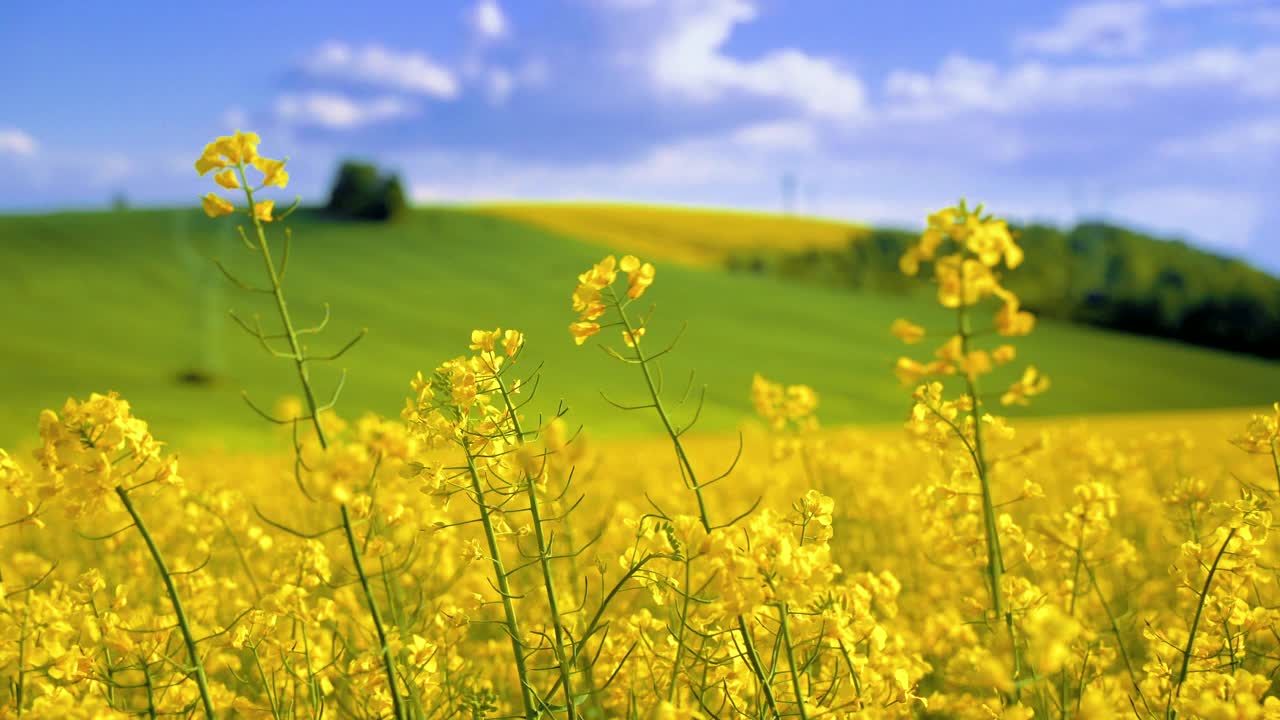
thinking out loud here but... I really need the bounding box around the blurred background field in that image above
[2,204,1277,452]
[4,2,1279,453]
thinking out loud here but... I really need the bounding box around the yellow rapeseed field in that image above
[480,202,867,267]
[2,133,1278,720]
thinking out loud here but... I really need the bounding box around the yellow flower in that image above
[890,318,925,344]
[936,256,995,308]
[253,156,290,189]
[1231,403,1279,454]
[1022,604,1081,673]
[620,255,656,299]
[254,200,275,223]
[578,256,618,290]
[935,335,964,363]
[215,130,261,165]
[569,321,600,346]
[898,247,922,276]
[622,327,646,347]
[194,141,229,175]
[214,169,240,190]
[202,193,235,218]
[894,357,953,385]
[966,217,1023,269]
[959,349,992,379]
[502,329,525,358]
[994,294,1036,336]
[1001,366,1050,406]
[469,328,501,353]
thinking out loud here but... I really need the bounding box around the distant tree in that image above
[326,160,408,221]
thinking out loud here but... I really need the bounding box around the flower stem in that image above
[611,294,781,718]
[235,168,404,719]
[777,604,809,720]
[340,505,406,719]
[612,293,712,531]
[115,487,216,719]
[1170,527,1237,718]
[957,288,1021,688]
[463,447,538,718]
[495,375,578,717]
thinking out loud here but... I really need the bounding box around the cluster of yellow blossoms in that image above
[892,202,1041,395]
[0,392,182,522]
[8,391,1273,718]
[6,138,1280,719]
[569,254,655,345]
[195,131,290,221]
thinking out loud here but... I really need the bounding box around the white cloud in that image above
[1111,186,1262,250]
[1159,0,1249,8]
[1158,117,1280,160]
[465,57,549,105]
[1244,8,1280,28]
[303,42,459,98]
[221,106,248,130]
[730,121,817,152]
[646,0,866,119]
[885,45,1280,118]
[468,0,509,40]
[403,124,817,206]
[486,68,515,103]
[91,154,134,185]
[1015,2,1150,57]
[0,128,38,156]
[392,135,1258,265]
[275,93,416,129]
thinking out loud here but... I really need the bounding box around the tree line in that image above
[726,222,1280,359]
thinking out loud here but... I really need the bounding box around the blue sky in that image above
[3,0,1278,269]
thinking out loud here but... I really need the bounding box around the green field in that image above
[1,207,1277,451]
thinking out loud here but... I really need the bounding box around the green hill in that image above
[1,207,1276,451]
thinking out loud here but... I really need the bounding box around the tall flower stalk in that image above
[196,131,404,719]
[568,255,786,717]
[891,201,1047,690]
[401,329,610,718]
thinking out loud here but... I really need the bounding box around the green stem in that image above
[957,302,1006,618]
[666,556,692,703]
[463,448,538,718]
[1061,513,1087,719]
[1081,556,1152,717]
[612,293,712,531]
[1170,527,1237,718]
[736,613,782,716]
[115,487,216,719]
[239,171,326,447]
[236,166,403,719]
[614,294,783,717]
[611,293,782,718]
[88,598,118,708]
[142,662,158,720]
[495,376,578,717]
[15,604,27,718]
[777,604,809,720]
[1270,438,1280,498]
[340,504,405,720]
[956,288,1021,688]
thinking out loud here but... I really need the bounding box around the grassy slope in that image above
[1,207,1276,452]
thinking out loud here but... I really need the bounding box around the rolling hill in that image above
[481,202,867,266]
[0,206,1276,451]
